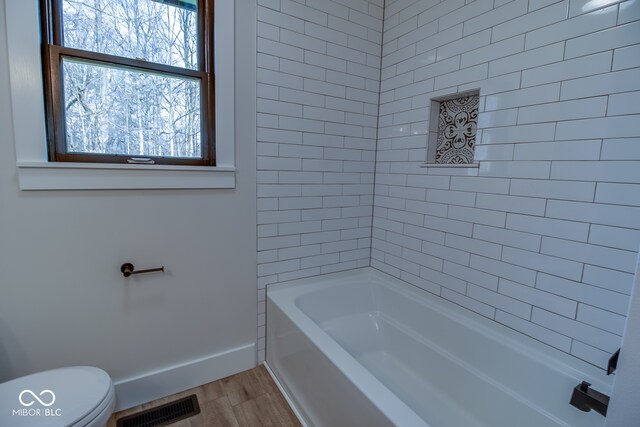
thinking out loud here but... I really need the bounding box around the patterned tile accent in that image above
[435,94,479,164]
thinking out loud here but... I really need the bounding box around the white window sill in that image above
[17,161,236,190]
[420,162,480,168]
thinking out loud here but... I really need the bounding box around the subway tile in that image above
[257,259,300,276]
[583,265,635,295]
[423,215,474,237]
[541,236,638,273]
[448,206,507,227]
[473,224,542,252]
[434,64,489,90]
[477,108,519,128]
[386,230,423,251]
[577,304,626,335]
[420,266,468,293]
[436,29,492,61]
[423,240,471,265]
[476,193,547,215]
[442,288,496,318]
[608,91,640,116]
[485,83,560,111]
[612,43,640,71]
[479,161,551,179]
[449,176,510,194]
[384,254,430,275]
[258,6,305,32]
[258,210,301,225]
[426,189,476,207]
[301,253,340,269]
[522,51,613,87]
[439,0,494,31]
[506,213,589,241]
[463,0,529,36]
[278,221,322,235]
[546,200,640,229]
[404,223,447,244]
[444,261,500,291]
[532,308,621,352]
[278,244,321,261]
[281,0,328,25]
[568,0,624,17]
[550,160,640,183]
[446,233,503,260]
[499,279,578,318]
[565,20,640,59]
[509,179,596,201]
[619,0,640,24]
[518,97,608,124]
[536,273,631,314]
[589,225,640,252]
[401,271,442,295]
[461,35,525,68]
[595,182,640,206]
[502,246,584,281]
[570,341,612,369]
[474,143,515,161]
[405,199,449,220]
[459,72,522,96]
[491,1,569,42]
[525,6,617,50]
[529,0,564,10]
[513,140,602,161]
[468,284,532,318]
[481,124,557,144]
[560,67,640,99]
[496,310,572,351]
[470,254,537,286]
[600,138,640,160]
[258,235,301,251]
[488,42,564,78]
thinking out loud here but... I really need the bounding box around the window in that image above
[427,90,480,166]
[40,0,215,166]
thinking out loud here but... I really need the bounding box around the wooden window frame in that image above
[39,0,216,166]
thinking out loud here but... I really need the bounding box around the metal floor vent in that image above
[116,395,200,427]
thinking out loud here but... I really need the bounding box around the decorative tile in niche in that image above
[427,90,480,166]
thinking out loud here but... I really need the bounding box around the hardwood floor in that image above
[107,365,302,427]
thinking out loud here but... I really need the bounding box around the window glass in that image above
[62,0,199,70]
[62,58,202,158]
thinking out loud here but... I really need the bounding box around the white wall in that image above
[0,0,257,410]
[255,0,384,360]
[372,0,640,371]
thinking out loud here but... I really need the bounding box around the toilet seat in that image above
[0,366,115,427]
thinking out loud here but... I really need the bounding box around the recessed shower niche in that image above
[427,90,480,165]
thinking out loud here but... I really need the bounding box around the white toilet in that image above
[0,366,115,427]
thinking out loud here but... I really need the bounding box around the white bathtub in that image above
[266,267,612,427]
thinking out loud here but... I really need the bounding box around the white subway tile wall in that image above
[256,0,384,360]
[373,0,640,369]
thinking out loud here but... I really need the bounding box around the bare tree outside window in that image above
[41,0,214,165]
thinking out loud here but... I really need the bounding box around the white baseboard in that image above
[114,343,256,411]
[262,361,309,427]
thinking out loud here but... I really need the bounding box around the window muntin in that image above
[41,0,215,166]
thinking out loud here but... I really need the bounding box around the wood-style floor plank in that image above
[107,366,301,427]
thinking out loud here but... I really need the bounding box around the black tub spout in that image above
[570,381,609,417]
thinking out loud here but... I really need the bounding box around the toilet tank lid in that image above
[0,366,113,427]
